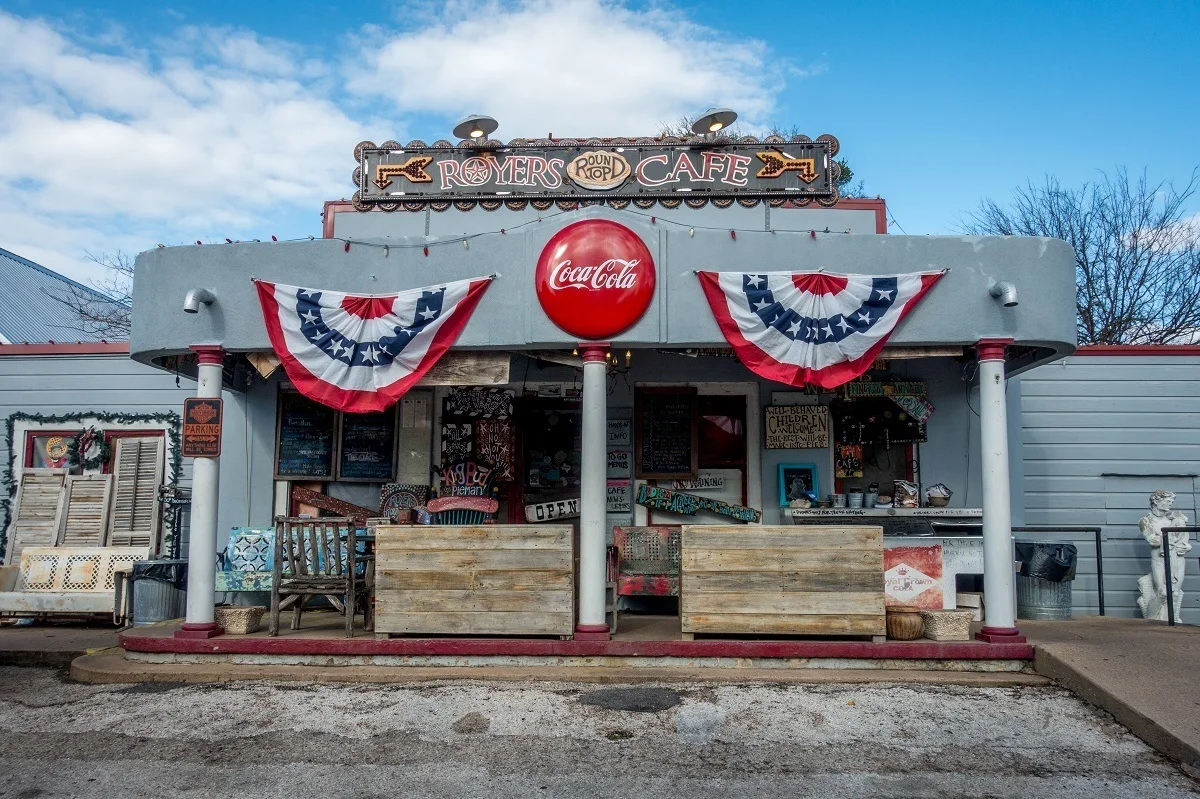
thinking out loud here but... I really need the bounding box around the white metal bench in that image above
[0,546,150,617]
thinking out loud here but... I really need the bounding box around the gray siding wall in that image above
[0,353,251,550]
[1019,354,1200,619]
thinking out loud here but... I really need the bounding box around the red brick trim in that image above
[1075,344,1200,356]
[0,342,129,355]
[121,628,1033,660]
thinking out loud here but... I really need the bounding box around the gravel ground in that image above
[1,666,1197,798]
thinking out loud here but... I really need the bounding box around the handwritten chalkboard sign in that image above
[635,387,698,479]
[338,407,397,482]
[275,391,336,479]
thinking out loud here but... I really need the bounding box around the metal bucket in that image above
[1016,574,1073,620]
[115,559,187,626]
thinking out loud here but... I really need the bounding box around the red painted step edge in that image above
[120,630,1033,660]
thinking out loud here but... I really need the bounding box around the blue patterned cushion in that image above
[226,528,275,571]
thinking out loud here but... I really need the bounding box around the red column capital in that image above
[975,338,1014,363]
[190,344,226,366]
[577,343,611,363]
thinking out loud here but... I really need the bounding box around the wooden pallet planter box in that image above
[679,525,886,639]
[374,525,574,637]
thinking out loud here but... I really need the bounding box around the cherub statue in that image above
[1136,489,1191,621]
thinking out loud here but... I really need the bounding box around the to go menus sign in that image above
[354,136,840,211]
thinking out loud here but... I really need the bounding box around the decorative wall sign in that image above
[883,545,944,609]
[764,405,830,449]
[835,443,864,479]
[275,391,336,479]
[440,423,473,466]
[524,497,581,523]
[440,459,495,497]
[778,463,820,507]
[847,380,927,398]
[669,473,725,491]
[338,408,397,482]
[606,480,632,513]
[182,398,223,459]
[696,271,945,389]
[890,394,935,424]
[606,449,632,479]
[535,219,656,340]
[635,484,760,523]
[635,387,698,479]
[474,419,515,481]
[380,483,429,520]
[444,387,514,419]
[354,136,839,211]
[607,418,632,448]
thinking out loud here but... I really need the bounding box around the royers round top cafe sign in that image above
[535,220,655,340]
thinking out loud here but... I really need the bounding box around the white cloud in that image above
[347,0,783,138]
[0,2,798,285]
[0,12,374,283]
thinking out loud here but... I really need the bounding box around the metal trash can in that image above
[1015,542,1077,621]
[115,559,188,626]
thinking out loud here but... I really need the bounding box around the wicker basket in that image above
[214,605,266,635]
[919,609,973,641]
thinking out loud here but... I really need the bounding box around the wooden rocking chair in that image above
[269,516,372,637]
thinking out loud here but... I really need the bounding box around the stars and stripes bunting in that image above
[696,270,944,389]
[254,276,493,413]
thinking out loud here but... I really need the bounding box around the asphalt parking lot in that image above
[1,666,1197,798]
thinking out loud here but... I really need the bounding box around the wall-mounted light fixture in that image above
[690,107,738,135]
[989,281,1019,308]
[453,114,499,141]
[183,288,216,314]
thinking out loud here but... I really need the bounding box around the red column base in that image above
[975,625,1027,644]
[174,622,225,639]
[573,623,611,641]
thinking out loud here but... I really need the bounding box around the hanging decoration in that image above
[254,276,495,413]
[67,427,111,471]
[696,270,945,389]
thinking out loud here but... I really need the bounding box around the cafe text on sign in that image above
[183,398,223,458]
[535,219,655,340]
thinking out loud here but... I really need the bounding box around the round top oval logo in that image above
[535,219,656,340]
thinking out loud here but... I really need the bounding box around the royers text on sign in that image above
[183,397,224,458]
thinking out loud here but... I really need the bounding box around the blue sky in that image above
[1,0,1197,282]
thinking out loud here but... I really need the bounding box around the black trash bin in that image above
[1015,542,1077,621]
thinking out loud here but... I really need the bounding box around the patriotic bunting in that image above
[696,270,944,389]
[254,277,493,413]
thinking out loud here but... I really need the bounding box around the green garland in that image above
[1,410,182,560]
[67,427,112,471]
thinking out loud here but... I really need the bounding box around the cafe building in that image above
[124,119,1077,661]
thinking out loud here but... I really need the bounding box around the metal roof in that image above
[0,246,128,344]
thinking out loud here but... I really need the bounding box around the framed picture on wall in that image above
[778,463,819,507]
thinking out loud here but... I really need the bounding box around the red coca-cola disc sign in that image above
[535,219,656,340]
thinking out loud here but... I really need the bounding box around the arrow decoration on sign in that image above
[374,155,435,189]
[755,152,818,182]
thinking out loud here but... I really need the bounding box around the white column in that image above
[575,344,610,639]
[976,338,1024,642]
[177,345,225,638]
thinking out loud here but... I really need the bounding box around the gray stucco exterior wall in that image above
[129,206,1077,367]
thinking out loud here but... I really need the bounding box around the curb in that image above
[1034,646,1200,778]
[70,653,1052,688]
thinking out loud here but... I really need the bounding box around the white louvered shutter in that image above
[106,437,165,549]
[58,474,114,547]
[5,469,68,563]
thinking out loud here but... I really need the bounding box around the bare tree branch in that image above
[44,250,133,339]
[963,168,1200,344]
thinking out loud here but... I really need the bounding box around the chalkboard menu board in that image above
[635,387,698,479]
[275,391,336,478]
[338,408,398,482]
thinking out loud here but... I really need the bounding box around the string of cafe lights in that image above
[175,208,855,257]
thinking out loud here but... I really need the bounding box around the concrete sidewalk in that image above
[1024,616,1200,777]
[0,622,120,668]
